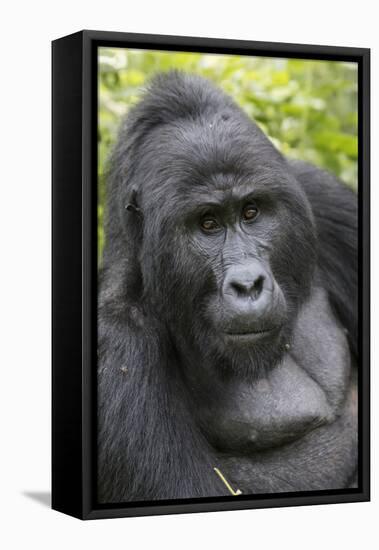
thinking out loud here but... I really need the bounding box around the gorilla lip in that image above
[223,326,279,340]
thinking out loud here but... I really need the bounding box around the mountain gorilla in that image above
[98,71,358,503]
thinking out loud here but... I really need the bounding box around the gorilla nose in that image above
[230,274,264,300]
[224,263,271,302]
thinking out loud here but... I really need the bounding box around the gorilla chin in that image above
[98,71,358,503]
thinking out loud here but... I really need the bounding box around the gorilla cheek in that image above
[150,248,214,331]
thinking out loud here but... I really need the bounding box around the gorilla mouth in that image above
[224,326,280,340]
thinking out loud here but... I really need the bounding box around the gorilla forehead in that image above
[121,71,291,210]
[138,114,289,209]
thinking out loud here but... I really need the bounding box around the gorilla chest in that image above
[196,345,358,494]
[202,356,336,453]
[214,380,357,493]
[199,338,352,449]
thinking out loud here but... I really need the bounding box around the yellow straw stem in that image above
[213,467,242,496]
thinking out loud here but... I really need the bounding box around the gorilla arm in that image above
[97,297,230,502]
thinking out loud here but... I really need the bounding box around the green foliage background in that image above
[98,48,358,261]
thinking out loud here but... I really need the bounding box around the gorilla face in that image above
[137,111,317,375]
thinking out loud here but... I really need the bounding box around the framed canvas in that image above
[52,30,370,520]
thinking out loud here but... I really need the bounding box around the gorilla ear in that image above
[118,187,144,298]
[100,183,144,305]
[125,188,143,217]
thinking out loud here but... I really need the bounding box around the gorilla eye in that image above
[242,204,259,223]
[200,217,221,233]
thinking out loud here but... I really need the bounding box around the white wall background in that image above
[0,1,376,548]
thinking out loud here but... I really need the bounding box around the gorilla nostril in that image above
[253,276,264,298]
[230,281,248,297]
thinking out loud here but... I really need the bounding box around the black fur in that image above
[98,72,358,503]
[290,160,358,358]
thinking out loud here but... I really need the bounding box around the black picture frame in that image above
[52,30,370,520]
